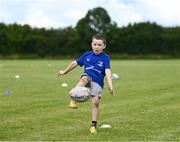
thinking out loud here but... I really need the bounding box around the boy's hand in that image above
[109,87,115,96]
[57,70,65,76]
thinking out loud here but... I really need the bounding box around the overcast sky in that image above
[0,0,180,29]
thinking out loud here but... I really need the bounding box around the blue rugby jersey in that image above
[76,51,110,89]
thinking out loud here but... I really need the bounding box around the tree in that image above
[85,7,112,34]
[0,23,8,55]
[162,27,180,56]
[75,7,115,52]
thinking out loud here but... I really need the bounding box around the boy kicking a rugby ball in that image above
[57,34,115,134]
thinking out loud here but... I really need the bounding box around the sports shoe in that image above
[90,126,97,134]
[69,99,77,108]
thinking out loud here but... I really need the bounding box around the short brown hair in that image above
[92,34,106,45]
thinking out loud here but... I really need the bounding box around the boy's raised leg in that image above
[69,75,90,109]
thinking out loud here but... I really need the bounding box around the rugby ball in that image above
[69,86,91,102]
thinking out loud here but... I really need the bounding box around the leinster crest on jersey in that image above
[97,61,103,67]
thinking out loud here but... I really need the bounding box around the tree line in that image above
[0,7,180,58]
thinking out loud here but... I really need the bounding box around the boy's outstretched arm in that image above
[58,60,78,76]
[105,69,115,96]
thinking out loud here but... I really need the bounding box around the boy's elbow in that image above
[105,68,111,74]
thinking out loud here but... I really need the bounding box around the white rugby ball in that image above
[69,86,91,102]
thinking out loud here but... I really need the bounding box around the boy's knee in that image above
[80,76,90,87]
[81,76,88,83]
[92,97,100,107]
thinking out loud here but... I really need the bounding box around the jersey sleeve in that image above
[76,51,89,67]
[105,55,111,69]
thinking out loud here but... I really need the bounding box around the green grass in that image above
[0,59,180,141]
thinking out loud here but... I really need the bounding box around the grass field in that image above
[0,59,180,141]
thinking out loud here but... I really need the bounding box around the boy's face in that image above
[91,38,106,55]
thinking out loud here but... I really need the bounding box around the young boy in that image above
[57,34,115,134]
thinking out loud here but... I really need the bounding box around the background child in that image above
[58,34,115,134]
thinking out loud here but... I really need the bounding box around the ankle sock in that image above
[92,121,97,128]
